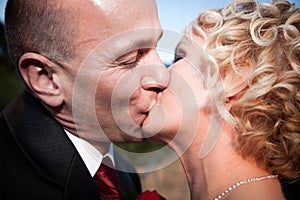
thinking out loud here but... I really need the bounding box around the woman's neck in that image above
[178,129,278,200]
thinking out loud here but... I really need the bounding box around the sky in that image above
[0,0,5,23]
[156,0,298,63]
[0,0,298,63]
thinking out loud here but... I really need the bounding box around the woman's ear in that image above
[19,53,64,107]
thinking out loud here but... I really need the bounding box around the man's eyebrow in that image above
[101,28,163,61]
[131,29,163,49]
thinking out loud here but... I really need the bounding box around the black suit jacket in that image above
[0,91,141,200]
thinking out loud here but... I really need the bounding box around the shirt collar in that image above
[64,130,115,177]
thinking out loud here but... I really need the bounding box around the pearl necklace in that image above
[214,175,278,200]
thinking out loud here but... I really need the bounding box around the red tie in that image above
[93,157,121,200]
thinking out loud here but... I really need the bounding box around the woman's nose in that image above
[138,51,170,91]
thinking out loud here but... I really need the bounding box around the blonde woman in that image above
[143,0,300,199]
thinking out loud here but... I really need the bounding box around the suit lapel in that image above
[2,91,98,199]
[64,154,99,199]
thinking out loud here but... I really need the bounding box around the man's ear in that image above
[19,52,64,107]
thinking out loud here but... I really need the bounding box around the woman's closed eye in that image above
[174,43,186,63]
[174,54,183,63]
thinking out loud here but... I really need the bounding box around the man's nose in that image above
[138,50,170,91]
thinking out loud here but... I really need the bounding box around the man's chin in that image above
[141,116,153,136]
[141,117,161,139]
[124,137,145,143]
[118,125,145,141]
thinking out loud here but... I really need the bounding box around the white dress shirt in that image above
[65,130,115,177]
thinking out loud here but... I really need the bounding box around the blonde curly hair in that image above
[187,0,300,180]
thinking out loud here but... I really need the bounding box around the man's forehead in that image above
[91,0,103,7]
[88,0,156,13]
[75,27,163,67]
[70,0,161,59]
[110,28,163,55]
[72,0,160,34]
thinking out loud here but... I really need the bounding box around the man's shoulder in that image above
[1,90,57,131]
[0,111,12,138]
[1,90,40,117]
[0,92,25,139]
[0,91,40,157]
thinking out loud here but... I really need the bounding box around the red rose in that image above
[136,190,166,200]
